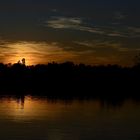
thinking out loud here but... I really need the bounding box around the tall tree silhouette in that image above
[22,58,26,65]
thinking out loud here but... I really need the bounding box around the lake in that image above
[0,96,140,140]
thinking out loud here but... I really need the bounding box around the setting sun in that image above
[0,41,78,65]
[5,42,44,65]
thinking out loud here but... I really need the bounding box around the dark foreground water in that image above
[0,96,140,140]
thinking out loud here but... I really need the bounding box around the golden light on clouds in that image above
[0,40,135,66]
[0,41,77,65]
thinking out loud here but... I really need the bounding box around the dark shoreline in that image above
[0,62,140,99]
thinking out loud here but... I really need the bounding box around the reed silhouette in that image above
[0,60,140,99]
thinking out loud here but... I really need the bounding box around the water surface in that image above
[0,96,140,140]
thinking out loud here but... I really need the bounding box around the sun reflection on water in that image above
[0,96,59,121]
[0,96,102,122]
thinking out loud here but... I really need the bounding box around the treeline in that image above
[0,62,140,98]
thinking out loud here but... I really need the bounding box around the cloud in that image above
[0,40,79,65]
[46,17,82,29]
[107,33,127,38]
[73,41,94,48]
[127,27,140,33]
[45,16,140,38]
[45,17,105,35]
[74,40,133,52]
[0,39,138,66]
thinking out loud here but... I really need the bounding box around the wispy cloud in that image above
[0,41,79,65]
[74,40,136,52]
[127,27,140,33]
[45,17,140,38]
[46,17,82,29]
[45,17,105,35]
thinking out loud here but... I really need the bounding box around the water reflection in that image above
[15,95,25,109]
[0,96,103,122]
[0,96,140,140]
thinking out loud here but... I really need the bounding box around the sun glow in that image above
[5,42,46,65]
[0,41,77,65]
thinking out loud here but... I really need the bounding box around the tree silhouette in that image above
[18,60,21,64]
[22,58,26,65]
[0,61,139,99]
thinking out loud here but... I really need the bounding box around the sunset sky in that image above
[0,0,140,66]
